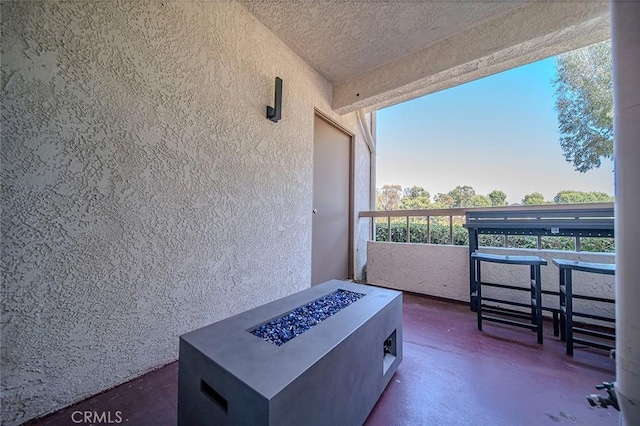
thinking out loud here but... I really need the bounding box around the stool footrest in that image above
[573,337,615,351]
[481,281,528,292]
[481,306,532,321]
[482,315,537,330]
[573,327,615,340]
[482,297,532,309]
[471,252,547,265]
[572,294,615,304]
[572,311,615,322]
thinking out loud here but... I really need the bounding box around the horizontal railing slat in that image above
[358,203,614,218]
[361,203,614,250]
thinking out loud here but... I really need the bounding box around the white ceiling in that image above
[239,0,610,114]
[240,0,526,84]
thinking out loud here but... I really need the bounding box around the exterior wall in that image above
[0,1,370,424]
[367,242,615,320]
[367,242,471,301]
[354,111,375,282]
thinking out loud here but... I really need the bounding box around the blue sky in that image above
[375,57,614,205]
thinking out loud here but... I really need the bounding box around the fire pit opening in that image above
[250,289,365,346]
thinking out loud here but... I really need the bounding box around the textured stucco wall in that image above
[367,242,470,301]
[367,242,615,320]
[0,1,370,424]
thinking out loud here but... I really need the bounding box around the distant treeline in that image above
[374,184,614,253]
[376,184,613,211]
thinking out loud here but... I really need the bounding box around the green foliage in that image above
[372,183,614,253]
[439,186,494,208]
[469,194,492,207]
[375,221,468,245]
[488,190,507,207]
[400,186,431,209]
[554,40,613,172]
[400,196,431,210]
[479,235,505,248]
[376,184,402,211]
[378,185,503,210]
[374,221,614,253]
[447,185,476,207]
[520,191,613,206]
[553,190,614,204]
[581,237,615,253]
[378,184,613,212]
[522,192,547,205]
[434,193,455,208]
[403,186,430,200]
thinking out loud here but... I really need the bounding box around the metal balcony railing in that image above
[359,203,615,252]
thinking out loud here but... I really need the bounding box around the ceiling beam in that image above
[333,1,610,115]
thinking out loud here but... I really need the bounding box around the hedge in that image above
[374,221,614,253]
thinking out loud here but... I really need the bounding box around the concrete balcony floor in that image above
[28,293,617,425]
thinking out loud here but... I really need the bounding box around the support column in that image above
[612,1,640,425]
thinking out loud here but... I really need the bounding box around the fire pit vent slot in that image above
[201,380,228,414]
[383,329,397,375]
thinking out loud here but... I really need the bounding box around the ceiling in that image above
[239,0,610,114]
[241,0,526,84]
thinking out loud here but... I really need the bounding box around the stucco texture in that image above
[367,242,615,321]
[0,1,370,424]
[240,0,523,83]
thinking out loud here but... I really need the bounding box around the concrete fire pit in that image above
[178,280,402,426]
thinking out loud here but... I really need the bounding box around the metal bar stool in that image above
[552,259,615,355]
[471,252,547,344]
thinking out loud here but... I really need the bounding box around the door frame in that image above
[313,108,355,280]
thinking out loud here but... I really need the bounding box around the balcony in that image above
[27,204,619,425]
[360,204,615,318]
[4,1,638,423]
[27,292,617,425]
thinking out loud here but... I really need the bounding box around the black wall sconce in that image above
[266,77,283,123]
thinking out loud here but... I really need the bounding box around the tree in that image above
[554,40,613,172]
[554,190,614,204]
[468,195,492,207]
[522,192,546,205]
[400,196,431,210]
[403,186,430,200]
[488,190,507,207]
[400,185,431,210]
[588,192,615,202]
[434,193,455,208]
[447,185,476,208]
[554,190,585,204]
[376,185,402,210]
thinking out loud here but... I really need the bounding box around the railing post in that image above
[575,236,581,252]
[449,216,453,245]
[372,217,376,242]
[387,216,391,242]
[426,216,430,244]
[406,216,410,243]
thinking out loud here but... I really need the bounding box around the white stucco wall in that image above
[367,242,615,320]
[367,242,471,301]
[0,1,371,424]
